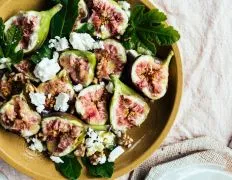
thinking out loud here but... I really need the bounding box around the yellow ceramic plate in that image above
[0,0,182,179]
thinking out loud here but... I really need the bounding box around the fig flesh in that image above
[75,84,109,125]
[110,76,150,131]
[42,116,84,156]
[131,51,174,100]
[59,50,96,86]
[0,94,41,137]
[4,4,62,53]
[95,39,127,81]
[37,70,75,110]
[88,0,128,39]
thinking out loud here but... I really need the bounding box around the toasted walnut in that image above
[25,83,37,94]
[118,133,134,148]
[74,144,86,157]
[89,151,106,165]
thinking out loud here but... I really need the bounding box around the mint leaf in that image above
[82,157,114,178]
[50,0,80,37]
[30,42,52,64]
[122,5,180,55]
[55,154,82,180]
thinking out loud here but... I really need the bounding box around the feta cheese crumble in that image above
[29,92,46,113]
[50,156,64,164]
[105,82,114,93]
[69,32,104,51]
[118,1,131,17]
[94,153,107,165]
[54,93,70,112]
[33,52,61,82]
[73,84,83,92]
[0,57,11,69]
[49,36,69,51]
[108,146,124,162]
[28,138,44,152]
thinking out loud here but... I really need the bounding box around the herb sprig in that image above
[0,18,23,68]
[122,5,180,55]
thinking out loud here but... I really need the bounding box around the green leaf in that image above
[0,18,4,44]
[30,42,53,64]
[50,0,80,38]
[122,4,180,56]
[0,47,4,58]
[55,154,82,180]
[82,157,114,178]
[76,23,94,35]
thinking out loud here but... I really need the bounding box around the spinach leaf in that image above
[82,157,114,178]
[50,0,80,38]
[30,42,53,64]
[122,5,180,56]
[55,154,82,180]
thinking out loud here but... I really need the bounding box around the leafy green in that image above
[0,18,23,67]
[82,157,114,178]
[76,23,94,35]
[122,5,180,55]
[50,0,80,38]
[30,41,53,64]
[55,154,82,180]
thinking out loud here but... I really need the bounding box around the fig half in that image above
[88,0,128,39]
[37,70,75,110]
[4,4,62,53]
[0,94,41,137]
[95,39,127,81]
[75,84,109,125]
[131,51,174,100]
[110,76,150,131]
[59,50,96,86]
[42,116,85,156]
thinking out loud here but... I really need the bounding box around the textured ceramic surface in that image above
[0,0,183,179]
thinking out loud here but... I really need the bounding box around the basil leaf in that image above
[50,0,80,38]
[30,42,53,64]
[55,154,82,180]
[82,157,114,178]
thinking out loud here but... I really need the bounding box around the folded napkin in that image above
[119,136,232,180]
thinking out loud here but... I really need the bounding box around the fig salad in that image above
[0,0,180,179]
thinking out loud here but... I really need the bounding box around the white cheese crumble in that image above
[98,131,116,149]
[33,52,61,82]
[73,84,83,92]
[69,32,104,51]
[28,138,44,152]
[49,36,69,51]
[108,146,124,162]
[0,57,11,69]
[54,93,70,112]
[95,153,107,165]
[105,82,114,93]
[29,92,46,113]
[50,156,64,164]
[99,81,105,86]
[118,1,131,17]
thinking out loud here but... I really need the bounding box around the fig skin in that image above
[75,84,109,125]
[88,0,129,39]
[0,94,41,137]
[42,115,85,157]
[59,50,96,87]
[110,76,150,131]
[37,70,75,110]
[131,51,174,100]
[4,4,62,53]
[95,39,127,81]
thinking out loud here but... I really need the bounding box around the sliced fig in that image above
[72,0,89,31]
[4,4,62,53]
[88,0,128,39]
[131,51,174,100]
[110,76,150,131]
[37,70,75,110]
[75,84,109,125]
[0,94,41,137]
[95,39,126,81]
[59,50,96,86]
[42,116,85,156]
